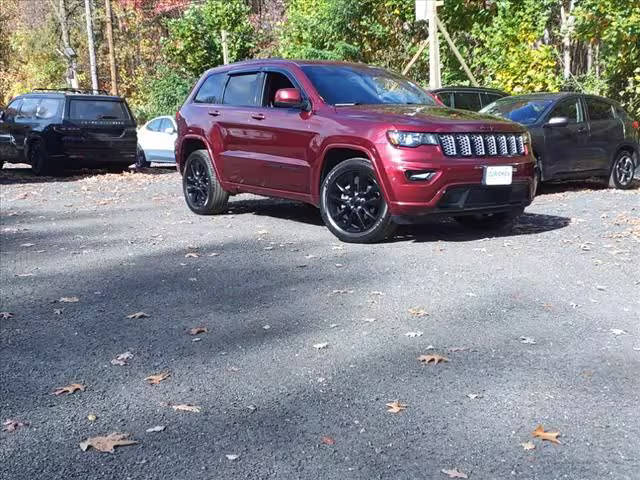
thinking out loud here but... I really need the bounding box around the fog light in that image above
[406,170,435,181]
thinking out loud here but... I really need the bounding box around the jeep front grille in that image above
[438,133,525,157]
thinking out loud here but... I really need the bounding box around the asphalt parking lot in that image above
[1,165,638,480]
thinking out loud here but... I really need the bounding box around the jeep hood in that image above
[337,104,524,132]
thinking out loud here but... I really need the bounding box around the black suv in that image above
[431,86,508,111]
[0,89,137,175]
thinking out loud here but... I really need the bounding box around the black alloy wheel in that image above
[185,156,210,208]
[182,149,229,215]
[320,158,396,243]
[609,151,636,189]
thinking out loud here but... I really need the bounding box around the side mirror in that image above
[274,88,303,109]
[545,116,569,128]
[164,126,175,134]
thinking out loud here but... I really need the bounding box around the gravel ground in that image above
[0,165,638,480]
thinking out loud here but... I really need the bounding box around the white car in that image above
[136,115,177,167]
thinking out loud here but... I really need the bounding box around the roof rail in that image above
[32,88,111,95]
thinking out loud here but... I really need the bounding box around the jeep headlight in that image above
[387,130,439,148]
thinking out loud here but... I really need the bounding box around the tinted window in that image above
[549,98,581,123]
[615,106,631,122]
[301,65,436,106]
[223,73,259,106]
[69,99,130,121]
[480,98,554,125]
[147,118,162,131]
[480,92,503,107]
[36,98,63,119]
[454,92,481,111]
[263,72,295,107]
[586,98,614,121]
[194,74,226,104]
[18,97,40,119]
[3,98,22,121]
[437,92,453,107]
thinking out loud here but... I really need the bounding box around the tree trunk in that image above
[587,40,593,74]
[50,0,79,88]
[84,0,99,92]
[105,0,118,95]
[560,0,575,81]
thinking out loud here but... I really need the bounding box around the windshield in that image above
[480,98,554,125]
[301,65,437,106]
[68,99,131,122]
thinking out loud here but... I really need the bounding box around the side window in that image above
[18,97,40,120]
[194,74,225,104]
[3,98,22,122]
[480,93,502,108]
[223,73,259,107]
[146,119,162,131]
[614,106,631,122]
[159,118,173,133]
[437,92,453,107]
[550,99,580,123]
[262,72,295,107]
[36,98,63,119]
[453,92,481,111]
[586,98,614,121]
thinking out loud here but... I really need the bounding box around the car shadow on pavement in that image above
[227,197,325,226]
[0,165,176,185]
[537,178,639,195]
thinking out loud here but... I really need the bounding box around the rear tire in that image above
[182,149,229,215]
[320,158,396,243]
[30,141,53,176]
[609,150,636,189]
[136,145,150,169]
[454,208,523,231]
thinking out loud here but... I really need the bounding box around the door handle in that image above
[251,113,265,120]
[208,110,221,117]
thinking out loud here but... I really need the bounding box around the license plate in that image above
[483,166,513,185]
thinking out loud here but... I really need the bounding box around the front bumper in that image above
[376,143,535,218]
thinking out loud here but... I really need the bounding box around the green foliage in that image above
[132,66,195,123]
[163,0,255,77]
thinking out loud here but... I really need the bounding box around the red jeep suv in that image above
[176,60,535,243]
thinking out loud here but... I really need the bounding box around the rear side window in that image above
[223,73,259,107]
[550,98,581,123]
[586,98,614,121]
[18,98,40,119]
[36,98,63,119]
[68,99,130,121]
[454,92,481,111]
[194,74,226,104]
[480,93,502,108]
[615,106,631,122]
[436,92,453,107]
[159,118,173,132]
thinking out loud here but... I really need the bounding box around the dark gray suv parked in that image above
[481,92,639,190]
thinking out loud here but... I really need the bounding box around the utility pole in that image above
[427,0,442,89]
[84,0,99,93]
[104,0,118,95]
[221,30,229,65]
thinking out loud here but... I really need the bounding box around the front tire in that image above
[320,158,396,243]
[609,150,636,189]
[30,141,53,176]
[454,208,523,231]
[136,145,150,169]
[182,149,229,215]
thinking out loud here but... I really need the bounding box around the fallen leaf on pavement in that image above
[466,393,482,399]
[185,252,199,258]
[0,312,13,319]
[405,331,423,338]
[53,309,63,315]
[145,371,170,385]
[87,414,97,422]
[408,307,428,317]
[3,419,28,432]
[59,297,79,303]
[146,425,166,433]
[330,289,353,295]
[52,383,85,396]
[441,468,468,478]
[610,329,627,336]
[321,435,335,445]
[188,326,208,335]
[386,401,407,413]
[519,336,537,344]
[418,354,449,365]
[79,432,138,453]
[110,351,134,366]
[225,454,240,461]
[170,403,201,413]
[126,311,149,319]
[532,424,561,444]
[313,342,329,349]
[521,441,536,450]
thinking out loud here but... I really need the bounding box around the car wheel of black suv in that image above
[136,145,150,169]
[609,150,636,189]
[320,158,396,243]
[30,141,53,176]
[454,208,523,231]
[182,149,229,215]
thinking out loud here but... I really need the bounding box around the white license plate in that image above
[483,166,513,185]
